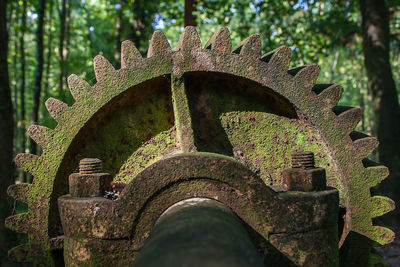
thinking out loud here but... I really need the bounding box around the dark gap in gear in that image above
[184,71,297,156]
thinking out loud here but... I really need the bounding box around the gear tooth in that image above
[313,84,343,107]
[350,131,379,158]
[261,46,291,71]
[289,64,320,90]
[232,34,261,58]
[363,159,389,187]
[14,153,40,177]
[121,40,143,68]
[94,55,115,84]
[27,125,53,149]
[67,74,91,100]
[7,183,32,204]
[5,213,31,233]
[204,26,231,53]
[370,196,395,218]
[368,226,395,245]
[176,26,201,53]
[45,97,68,122]
[147,30,172,57]
[333,106,362,133]
[8,243,32,263]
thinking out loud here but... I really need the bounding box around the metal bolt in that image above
[291,151,314,169]
[69,158,112,197]
[281,151,326,192]
[79,158,102,174]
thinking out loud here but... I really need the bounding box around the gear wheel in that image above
[5,27,395,265]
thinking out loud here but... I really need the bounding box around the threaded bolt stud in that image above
[291,151,314,169]
[79,158,102,174]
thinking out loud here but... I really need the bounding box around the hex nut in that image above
[281,167,326,192]
[69,173,112,197]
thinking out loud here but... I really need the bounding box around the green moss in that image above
[220,111,345,203]
[116,128,178,183]
[171,75,196,152]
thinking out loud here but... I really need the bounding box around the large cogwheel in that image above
[6,27,395,265]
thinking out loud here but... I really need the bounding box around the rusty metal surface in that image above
[132,198,264,267]
[69,158,112,197]
[282,167,326,192]
[69,173,112,197]
[59,153,338,266]
[291,151,315,169]
[281,151,326,192]
[269,227,339,266]
[5,26,395,265]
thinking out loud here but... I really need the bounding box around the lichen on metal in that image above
[5,26,395,266]
[58,153,339,265]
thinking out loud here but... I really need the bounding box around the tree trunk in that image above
[6,0,13,33]
[359,0,400,224]
[64,0,71,79]
[184,0,197,27]
[0,0,17,262]
[30,0,46,156]
[13,38,18,141]
[84,5,95,52]
[115,0,124,62]
[19,0,27,182]
[130,1,145,48]
[43,0,53,107]
[58,0,68,99]
[12,2,19,156]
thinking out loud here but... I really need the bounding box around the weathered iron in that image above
[58,153,339,266]
[132,198,265,267]
[69,158,112,197]
[282,151,326,191]
[111,180,126,193]
[5,27,395,266]
[78,158,102,174]
[291,151,315,169]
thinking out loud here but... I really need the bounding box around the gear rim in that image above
[5,26,395,265]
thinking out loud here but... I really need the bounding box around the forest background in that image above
[0,0,399,265]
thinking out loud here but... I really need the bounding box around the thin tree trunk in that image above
[0,0,17,261]
[13,36,18,134]
[43,0,53,106]
[19,0,27,181]
[115,0,123,62]
[359,0,400,224]
[12,3,19,157]
[64,0,71,80]
[330,50,339,83]
[30,0,46,156]
[130,1,145,48]
[7,0,13,33]
[184,0,197,27]
[358,66,367,133]
[84,5,95,53]
[58,0,67,98]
